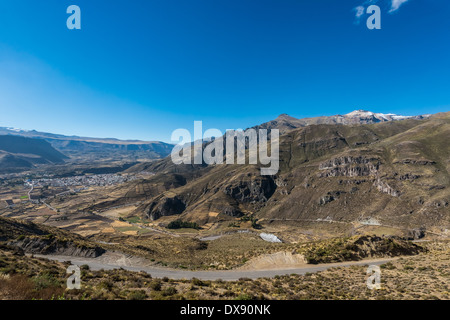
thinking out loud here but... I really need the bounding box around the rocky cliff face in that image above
[140,173,277,221]
[0,217,106,258]
[373,178,401,197]
[303,235,427,264]
[8,237,105,258]
[318,156,380,178]
[144,196,186,220]
[222,177,276,204]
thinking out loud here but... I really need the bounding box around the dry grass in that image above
[0,240,449,300]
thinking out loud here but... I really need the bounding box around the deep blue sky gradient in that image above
[0,0,449,142]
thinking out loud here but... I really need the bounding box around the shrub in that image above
[162,287,177,296]
[191,278,204,286]
[150,280,162,291]
[167,220,200,230]
[380,262,396,270]
[127,290,147,300]
[98,280,114,291]
[32,272,61,290]
[251,219,262,230]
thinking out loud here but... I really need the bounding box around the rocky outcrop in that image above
[373,178,401,197]
[395,159,436,165]
[318,194,335,206]
[395,173,421,181]
[407,227,426,240]
[145,196,186,220]
[318,191,346,206]
[8,237,105,258]
[304,235,426,264]
[220,206,243,217]
[319,156,380,178]
[319,156,379,169]
[217,177,277,218]
[222,177,276,204]
[275,177,289,195]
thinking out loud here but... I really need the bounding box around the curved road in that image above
[35,254,393,281]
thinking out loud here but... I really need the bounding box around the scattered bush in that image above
[127,290,147,300]
[191,277,204,286]
[162,287,177,296]
[149,280,162,291]
[167,220,200,230]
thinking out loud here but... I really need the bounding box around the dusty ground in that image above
[238,251,308,270]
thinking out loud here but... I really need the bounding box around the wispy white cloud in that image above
[353,0,410,23]
[389,0,409,13]
[353,0,380,24]
[353,5,366,24]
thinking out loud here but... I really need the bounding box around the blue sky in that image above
[0,0,449,142]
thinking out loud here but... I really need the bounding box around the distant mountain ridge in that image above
[0,135,67,173]
[0,110,433,173]
[256,110,431,134]
[0,127,174,162]
[0,127,156,144]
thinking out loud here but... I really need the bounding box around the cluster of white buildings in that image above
[26,174,136,188]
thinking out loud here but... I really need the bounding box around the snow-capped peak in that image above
[343,110,430,123]
[6,127,30,133]
[346,110,374,117]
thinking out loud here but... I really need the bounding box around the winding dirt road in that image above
[35,253,393,281]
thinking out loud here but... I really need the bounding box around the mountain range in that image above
[77,110,449,238]
[2,109,448,238]
[0,127,174,171]
[0,135,68,173]
[256,110,431,134]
